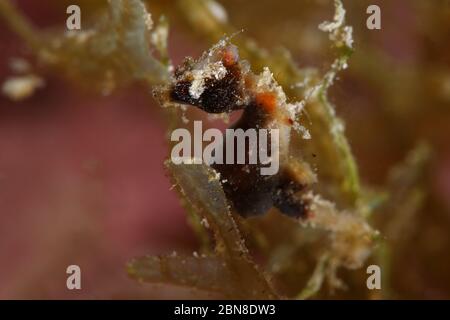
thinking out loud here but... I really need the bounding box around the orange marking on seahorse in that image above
[256,92,277,113]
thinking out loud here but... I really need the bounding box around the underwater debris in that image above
[0,0,171,94]
[1,74,45,101]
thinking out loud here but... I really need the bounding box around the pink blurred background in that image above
[0,0,204,299]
